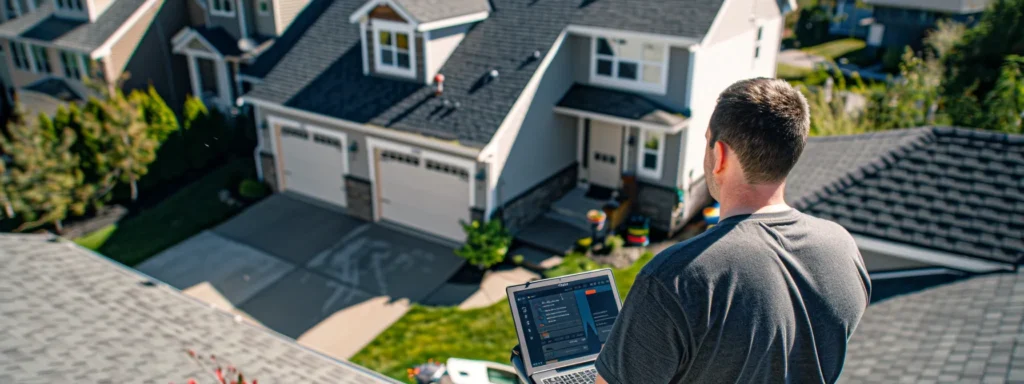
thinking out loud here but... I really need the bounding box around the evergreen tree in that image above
[131,85,179,142]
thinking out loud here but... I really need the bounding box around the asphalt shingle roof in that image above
[0,234,395,383]
[787,127,1024,265]
[246,0,725,148]
[841,270,1024,384]
[0,0,150,52]
[241,0,334,78]
[557,84,688,127]
[393,0,490,23]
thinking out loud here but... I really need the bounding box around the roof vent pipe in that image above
[435,74,445,96]
[489,69,499,79]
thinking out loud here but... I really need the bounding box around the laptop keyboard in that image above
[541,367,597,384]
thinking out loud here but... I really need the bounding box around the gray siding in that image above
[568,34,589,84]
[207,5,241,39]
[187,0,205,25]
[496,33,578,204]
[424,23,470,82]
[251,0,275,36]
[114,0,190,113]
[274,0,310,35]
[646,47,690,111]
[860,249,934,272]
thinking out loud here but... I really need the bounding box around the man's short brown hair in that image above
[708,77,811,184]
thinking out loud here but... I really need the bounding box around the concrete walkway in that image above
[778,49,828,70]
[138,194,465,359]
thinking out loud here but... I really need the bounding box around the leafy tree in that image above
[943,0,1024,127]
[0,109,93,232]
[869,48,948,130]
[924,20,967,61]
[455,220,511,270]
[132,86,179,142]
[79,89,160,202]
[983,55,1024,133]
[801,70,876,136]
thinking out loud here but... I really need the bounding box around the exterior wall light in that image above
[349,141,359,153]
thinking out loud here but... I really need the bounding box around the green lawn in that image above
[74,158,254,266]
[350,252,655,382]
[777,63,814,80]
[802,38,866,60]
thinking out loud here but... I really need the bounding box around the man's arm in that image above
[595,373,609,384]
[594,276,688,384]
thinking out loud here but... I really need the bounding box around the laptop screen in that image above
[513,275,620,368]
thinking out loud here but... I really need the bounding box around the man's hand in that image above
[595,373,608,384]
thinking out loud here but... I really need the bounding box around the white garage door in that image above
[378,149,471,242]
[279,125,347,207]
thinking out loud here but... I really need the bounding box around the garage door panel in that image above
[377,149,470,242]
[279,126,347,208]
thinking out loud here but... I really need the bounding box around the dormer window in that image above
[372,20,416,78]
[55,0,83,11]
[210,0,234,17]
[590,36,668,94]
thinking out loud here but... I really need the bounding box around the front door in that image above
[587,120,623,189]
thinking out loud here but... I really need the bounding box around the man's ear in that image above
[714,141,728,174]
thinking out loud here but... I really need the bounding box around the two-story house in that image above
[0,0,188,116]
[239,0,795,244]
[863,0,990,51]
[172,0,327,111]
[830,0,873,38]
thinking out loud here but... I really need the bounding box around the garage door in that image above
[279,125,347,207]
[378,149,471,242]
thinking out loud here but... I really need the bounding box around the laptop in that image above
[506,269,622,384]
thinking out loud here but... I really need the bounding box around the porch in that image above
[171,27,271,111]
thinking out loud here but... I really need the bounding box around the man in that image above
[595,78,871,384]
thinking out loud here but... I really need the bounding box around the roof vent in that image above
[489,69,499,79]
[238,37,257,53]
[532,50,542,59]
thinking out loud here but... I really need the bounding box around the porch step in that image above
[514,216,590,256]
[544,211,593,233]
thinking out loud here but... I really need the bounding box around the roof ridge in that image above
[792,127,937,210]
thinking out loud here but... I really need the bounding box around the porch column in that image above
[186,54,201,98]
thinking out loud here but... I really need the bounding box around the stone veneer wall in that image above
[344,176,374,222]
[259,152,278,192]
[496,164,578,234]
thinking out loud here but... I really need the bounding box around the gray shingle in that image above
[246,0,725,148]
[788,127,1024,265]
[0,234,396,383]
[841,270,1024,384]
[556,84,688,127]
[0,0,150,52]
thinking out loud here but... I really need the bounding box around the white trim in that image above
[684,46,696,111]
[242,96,482,158]
[478,30,567,161]
[360,20,369,75]
[236,0,248,38]
[28,44,47,74]
[371,19,417,79]
[552,106,687,134]
[266,115,301,190]
[237,73,263,84]
[173,30,226,60]
[700,0,734,46]
[186,54,201,98]
[91,0,160,58]
[576,117,585,185]
[254,143,265,181]
[215,58,231,104]
[566,25,700,47]
[365,136,476,222]
[636,128,665,180]
[588,35,670,95]
[209,0,235,17]
[621,126,630,174]
[869,268,962,281]
[421,30,430,84]
[272,0,281,34]
[348,0,417,24]
[853,235,1013,273]
[415,11,488,32]
[257,0,269,15]
[1,36,91,57]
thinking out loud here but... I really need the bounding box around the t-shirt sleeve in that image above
[595,275,687,384]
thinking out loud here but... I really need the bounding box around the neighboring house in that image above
[0,0,190,115]
[841,269,1024,383]
[240,0,796,243]
[0,233,397,383]
[829,0,873,38]
[787,127,1024,276]
[172,0,327,111]
[862,0,990,51]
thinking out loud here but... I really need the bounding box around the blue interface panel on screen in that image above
[513,276,620,368]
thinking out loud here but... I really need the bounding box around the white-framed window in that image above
[58,50,90,80]
[55,0,83,11]
[754,24,764,60]
[30,45,51,74]
[372,20,416,79]
[257,0,269,15]
[637,129,664,179]
[9,41,30,71]
[591,36,668,94]
[209,0,234,17]
[5,0,21,20]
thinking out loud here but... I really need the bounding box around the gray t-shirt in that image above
[595,209,871,384]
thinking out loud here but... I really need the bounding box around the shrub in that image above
[512,254,525,265]
[455,220,511,269]
[238,179,269,201]
[604,235,625,252]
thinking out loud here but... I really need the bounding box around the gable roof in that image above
[842,270,1024,383]
[787,127,1024,265]
[245,0,726,148]
[0,234,396,383]
[556,84,688,130]
[0,0,152,53]
[349,0,491,24]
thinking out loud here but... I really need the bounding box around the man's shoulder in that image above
[639,227,739,283]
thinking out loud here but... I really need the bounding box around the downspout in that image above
[236,0,249,39]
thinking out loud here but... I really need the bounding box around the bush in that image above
[455,220,511,269]
[238,179,269,201]
[512,254,525,265]
[881,48,904,73]
[604,235,625,252]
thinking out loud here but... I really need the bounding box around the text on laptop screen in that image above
[513,276,620,367]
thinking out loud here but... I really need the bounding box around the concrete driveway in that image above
[137,194,465,359]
